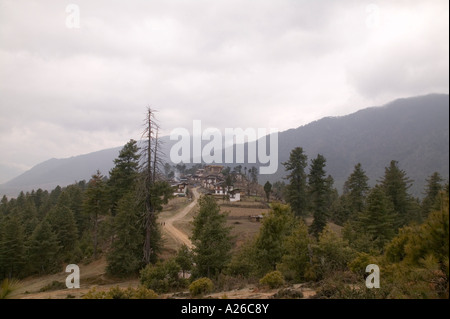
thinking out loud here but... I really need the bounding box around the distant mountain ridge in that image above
[1,93,448,198]
[266,93,449,197]
[0,147,122,197]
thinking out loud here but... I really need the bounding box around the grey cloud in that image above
[0,0,448,182]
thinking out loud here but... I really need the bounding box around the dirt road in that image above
[163,188,199,249]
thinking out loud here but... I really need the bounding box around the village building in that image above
[204,165,224,175]
[213,181,234,195]
[202,174,223,191]
[228,188,241,202]
[172,182,188,197]
[184,164,245,202]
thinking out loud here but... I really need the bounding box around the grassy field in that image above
[219,198,269,248]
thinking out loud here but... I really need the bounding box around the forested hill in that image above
[1,93,448,198]
[0,147,122,198]
[264,93,449,197]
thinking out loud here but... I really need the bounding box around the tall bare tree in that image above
[139,108,172,264]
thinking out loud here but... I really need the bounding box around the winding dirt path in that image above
[163,188,199,249]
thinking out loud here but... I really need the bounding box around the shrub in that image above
[312,227,355,280]
[259,271,285,289]
[227,238,258,278]
[132,286,159,299]
[348,252,380,276]
[215,273,250,291]
[0,279,21,299]
[189,277,214,296]
[140,259,182,293]
[105,286,131,299]
[82,287,107,299]
[314,271,389,299]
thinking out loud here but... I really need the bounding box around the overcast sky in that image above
[0,0,448,183]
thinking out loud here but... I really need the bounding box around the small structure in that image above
[248,214,264,222]
[204,165,224,175]
[172,182,187,197]
[229,189,241,202]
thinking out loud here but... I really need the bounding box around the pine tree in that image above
[380,160,415,228]
[48,186,62,206]
[0,196,7,216]
[343,163,370,215]
[38,186,61,219]
[175,244,194,278]
[325,175,338,211]
[61,184,87,238]
[308,154,329,238]
[45,204,78,262]
[279,220,312,282]
[106,192,144,277]
[254,203,298,275]
[421,193,449,268]
[283,147,308,218]
[421,172,444,219]
[191,196,233,278]
[331,195,353,226]
[18,198,39,238]
[35,189,50,219]
[32,188,46,213]
[27,221,60,274]
[263,181,272,202]
[0,220,4,278]
[82,171,109,259]
[15,192,25,209]
[108,139,140,215]
[0,216,25,279]
[358,185,396,251]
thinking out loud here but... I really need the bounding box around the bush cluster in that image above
[139,259,188,293]
[189,277,214,296]
[259,271,285,289]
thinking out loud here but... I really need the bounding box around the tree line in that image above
[0,127,173,280]
[282,147,448,241]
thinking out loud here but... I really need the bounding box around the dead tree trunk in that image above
[143,108,154,265]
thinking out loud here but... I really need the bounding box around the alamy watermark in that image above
[366,3,381,29]
[169,120,278,174]
[65,4,80,29]
[365,264,380,288]
[65,264,80,289]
